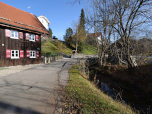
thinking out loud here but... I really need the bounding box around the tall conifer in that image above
[77,8,86,53]
[80,8,85,29]
[49,28,53,38]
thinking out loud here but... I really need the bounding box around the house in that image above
[86,32,102,45]
[38,15,50,30]
[0,2,49,67]
[38,15,52,41]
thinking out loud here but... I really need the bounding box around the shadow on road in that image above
[0,101,41,114]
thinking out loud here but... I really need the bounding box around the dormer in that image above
[38,15,50,30]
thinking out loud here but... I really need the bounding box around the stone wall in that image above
[71,54,98,59]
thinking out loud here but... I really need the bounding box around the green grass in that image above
[42,39,97,55]
[82,45,97,55]
[66,64,136,114]
[41,40,72,55]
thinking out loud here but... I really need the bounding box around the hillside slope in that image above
[41,40,72,55]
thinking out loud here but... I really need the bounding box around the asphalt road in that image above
[0,58,77,114]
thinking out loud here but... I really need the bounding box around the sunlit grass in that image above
[41,40,72,55]
[66,64,136,114]
[82,45,98,55]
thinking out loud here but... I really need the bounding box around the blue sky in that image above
[0,0,86,41]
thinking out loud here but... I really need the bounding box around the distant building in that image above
[86,32,102,45]
[0,2,49,67]
[38,15,50,30]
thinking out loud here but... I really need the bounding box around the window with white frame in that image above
[29,34,35,41]
[11,50,19,59]
[30,50,36,58]
[11,30,18,39]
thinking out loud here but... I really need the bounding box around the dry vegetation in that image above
[95,64,152,101]
[63,64,137,114]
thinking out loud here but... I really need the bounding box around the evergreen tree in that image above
[64,27,73,40]
[64,27,74,48]
[80,8,85,29]
[49,28,53,38]
[77,8,86,53]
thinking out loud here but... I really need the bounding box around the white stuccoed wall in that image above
[38,16,50,30]
[97,35,102,44]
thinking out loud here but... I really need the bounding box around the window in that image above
[11,50,19,59]
[11,30,18,39]
[30,50,36,58]
[29,34,35,41]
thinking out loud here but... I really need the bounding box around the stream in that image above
[98,81,152,114]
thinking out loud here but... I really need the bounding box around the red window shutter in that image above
[20,50,24,58]
[5,29,10,37]
[25,33,29,40]
[26,50,30,57]
[36,51,39,57]
[19,32,23,39]
[6,49,11,58]
[35,35,39,41]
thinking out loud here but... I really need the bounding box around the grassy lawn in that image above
[82,45,97,55]
[42,40,98,56]
[41,40,72,55]
[65,64,136,114]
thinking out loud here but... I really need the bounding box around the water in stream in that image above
[99,82,152,114]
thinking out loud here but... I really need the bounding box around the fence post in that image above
[45,57,47,64]
[48,57,50,63]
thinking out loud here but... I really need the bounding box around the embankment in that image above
[63,64,136,114]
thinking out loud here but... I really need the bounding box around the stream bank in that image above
[96,74,152,114]
[63,63,135,114]
[79,58,152,114]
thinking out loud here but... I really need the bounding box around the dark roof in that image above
[0,2,49,34]
[87,32,102,38]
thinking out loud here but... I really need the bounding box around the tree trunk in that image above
[120,51,122,65]
[100,52,104,66]
[125,55,133,68]
[104,56,106,66]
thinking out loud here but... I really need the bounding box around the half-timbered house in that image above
[0,2,49,67]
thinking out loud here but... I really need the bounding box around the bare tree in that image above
[86,0,152,68]
[71,19,87,53]
[70,0,152,67]
[86,0,114,66]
